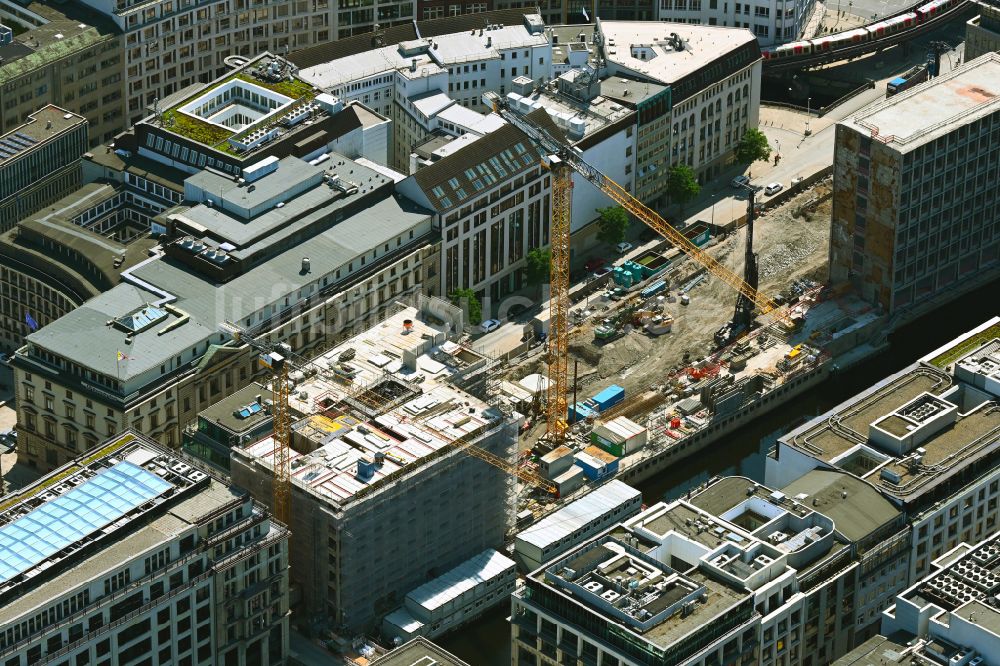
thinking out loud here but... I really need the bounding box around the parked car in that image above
[731,175,750,189]
[592,265,612,279]
[764,182,783,196]
[480,319,501,333]
[615,242,633,254]
[584,257,606,272]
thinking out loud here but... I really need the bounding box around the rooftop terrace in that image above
[154,56,318,156]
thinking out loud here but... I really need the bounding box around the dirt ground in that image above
[508,180,833,441]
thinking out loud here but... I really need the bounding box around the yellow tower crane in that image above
[483,91,791,441]
[220,322,294,524]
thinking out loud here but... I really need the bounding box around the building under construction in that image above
[230,306,521,633]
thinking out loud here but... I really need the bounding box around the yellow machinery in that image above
[220,323,294,524]
[483,91,791,442]
[545,156,573,442]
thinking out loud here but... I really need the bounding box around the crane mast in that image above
[546,158,573,442]
[263,350,292,525]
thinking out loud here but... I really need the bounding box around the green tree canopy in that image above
[666,164,701,210]
[525,247,551,291]
[596,206,630,246]
[450,288,482,325]
[735,128,772,164]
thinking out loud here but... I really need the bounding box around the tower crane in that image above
[483,91,790,442]
[220,322,296,525]
[219,322,559,524]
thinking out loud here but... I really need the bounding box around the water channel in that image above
[440,280,1000,664]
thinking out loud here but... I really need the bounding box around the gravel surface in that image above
[508,181,834,446]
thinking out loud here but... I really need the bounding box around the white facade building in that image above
[657,0,817,45]
[294,12,552,171]
[596,20,762,195]
[0,432,290,666]
[512,473,906,666]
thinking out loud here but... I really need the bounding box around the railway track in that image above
[763,0,971,72]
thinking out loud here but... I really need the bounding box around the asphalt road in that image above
[827,0,917,19]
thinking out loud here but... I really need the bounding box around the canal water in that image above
[440,281,1000,664]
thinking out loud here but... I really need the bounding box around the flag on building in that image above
[24,312,38,331]
[117,351,134,361]
[581,6,590,20]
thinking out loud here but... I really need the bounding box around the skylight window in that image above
[113,305,169,334]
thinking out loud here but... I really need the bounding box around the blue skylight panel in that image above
[0,462,173,583]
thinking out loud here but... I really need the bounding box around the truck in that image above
[887,65,928,98]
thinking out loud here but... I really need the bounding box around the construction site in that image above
[228,306,526,636]
[217,91,894,647]
[485,163,885,516]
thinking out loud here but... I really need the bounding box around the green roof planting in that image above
[157,70,318,154]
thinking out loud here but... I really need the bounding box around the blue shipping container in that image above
[591,385,625,411]
[568,402,594,423]
[574,453,620,480]
[641,280,667,299]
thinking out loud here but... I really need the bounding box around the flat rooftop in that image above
[690,473,898,545]
[831,634,915,665]
[511,87,634,142]
[843,52,1000,152]
[0,2,115,81]
[782,354,1000,502]
[0,105,86,167]
[516,480,641,550]
[597,21,757,86]
[0,432,238,625]
[236,307,508,508]
[537,537,748,650]
[22,189,430,383]
[298,17,546,91]
[176,155,391,255]
[599,77,669,106]
[198,383,273,436]
[371,637,470,666]
[902,533,1000,624]
[635,502,730,550]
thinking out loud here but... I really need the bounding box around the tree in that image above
[525,247,551,295]
[665,164,701,213]
[596,206,629,246]
[449,288,482,325]
[735,128,772,164]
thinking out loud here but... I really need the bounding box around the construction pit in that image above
[507,178,838,452]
